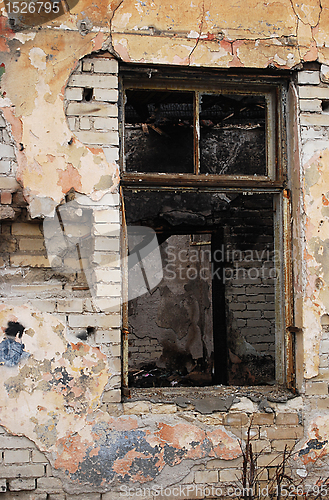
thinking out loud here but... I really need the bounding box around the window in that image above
[120,65,293,390]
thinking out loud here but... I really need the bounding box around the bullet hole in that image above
[83,88,93,101]
[77,18,93,35]
[19,143,24,151]
[315,277,324,290]
[76,326,95,341]
[5,321,25,338]
[68,138,73,145]
[321,314,329,326]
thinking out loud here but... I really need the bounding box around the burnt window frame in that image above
[119,64,295,392]
[119,65,286,188]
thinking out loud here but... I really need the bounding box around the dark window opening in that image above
[200,94,266,175]
[125,90,194,173]
[123,87,273,179]
[124,189,276,388]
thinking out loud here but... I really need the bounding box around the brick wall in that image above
[64,55,119,164]
[0,54,122,403]
[298,67,329,398]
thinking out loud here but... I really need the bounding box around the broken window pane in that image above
[199,94,267,176]
[124,90,194,173]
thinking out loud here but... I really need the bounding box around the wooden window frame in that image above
[119,64,295,391]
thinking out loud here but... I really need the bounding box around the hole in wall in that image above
[83,88,94,101]
[322,101,329,113]
[321,314,329,326]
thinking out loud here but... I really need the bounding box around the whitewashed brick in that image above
[9,478,35,491]
[75,192,119,206]
[95,329,121,343]
[5,449,30,463]
[300,113,329,126]
[0,144,15,158]
[103,146,119,162]
[68,314,120,328]
[194,470,218,483]
[94,117,118,130]
[93,58,118,74]
[82,60,93,72]
[94,209,120,223]
[95,268,121,283]
[94,88,118,102]
[0,160,11,173]
[57,299,84,312]
[74,130,119,146]
[79,117,91,130]
[299,99,322,112]
[65,87,83,100]
[94,223,120,237]
[32,450,48,463]
[93,297,121,313]
[68,74,117,89]
[0,464,44,478]
[92,252,120,266]
[301,127,324,140]
[0,436,35,448]
[94,236,120,251]
[96,283,121,297]
[298,71,320,85]
[299,86,329,99]
[37,477,63,492]
[67,117,77,131]
[66,102,118,117]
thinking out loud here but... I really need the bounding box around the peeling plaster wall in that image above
[1,0,329,496]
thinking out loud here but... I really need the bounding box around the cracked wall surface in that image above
[1,0,329,497]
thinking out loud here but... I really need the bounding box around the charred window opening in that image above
[125,90,194,173]
[121,68,290,390]
[200,94,266,175]
[123,83,276,181]
[124,190,276,388]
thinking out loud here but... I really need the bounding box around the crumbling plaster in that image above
[1,0,329,491]
[0,304,244,492]
[0,0,327,214]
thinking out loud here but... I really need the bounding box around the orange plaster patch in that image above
[54,433,89,473]
[89,446,100,458]
[220,39,233,53]
[112,449,146,476]
[106,416,139,431]
[156,422,206,450]
[207,428,241,460]
[304,40,318,61]
[92,32,105,51]
[113,42,131,62]
[57,163,83,194]
[322,194,329,206]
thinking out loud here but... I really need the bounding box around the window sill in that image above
[123,385,297,412]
